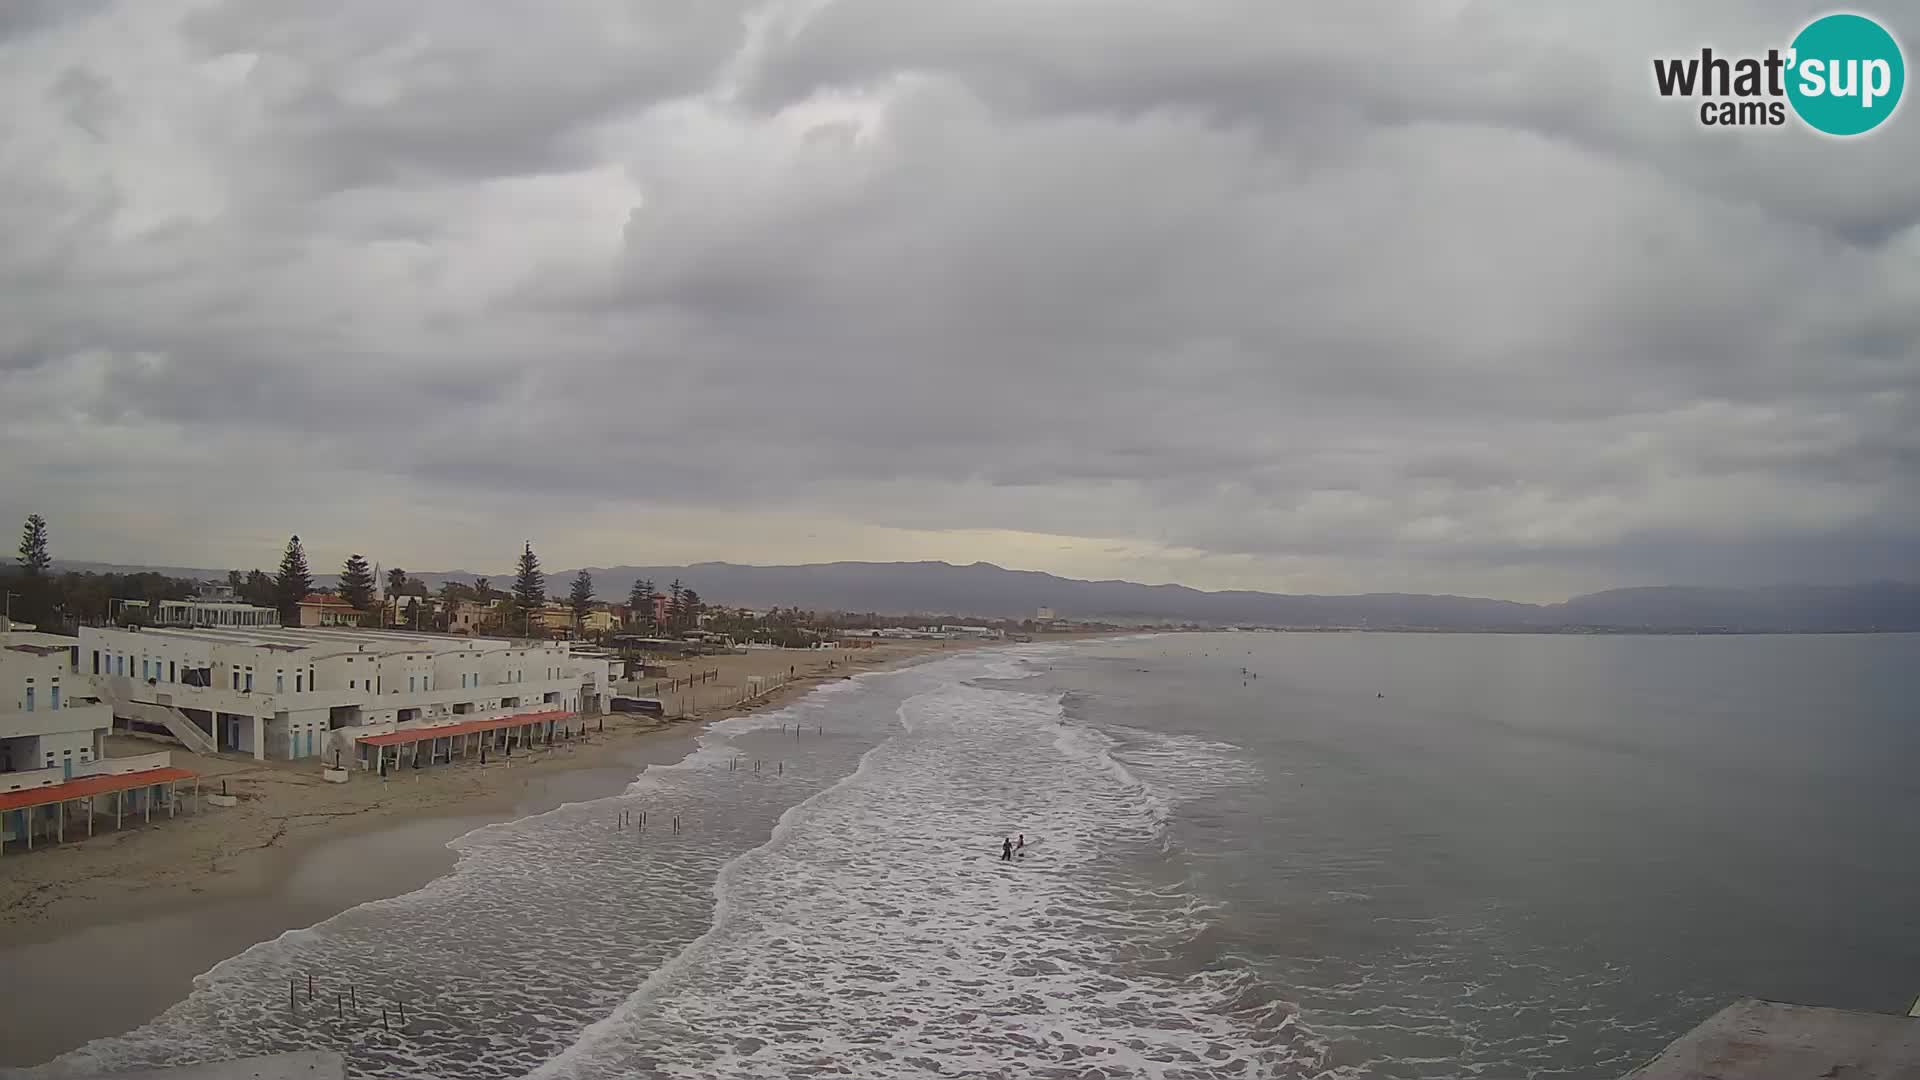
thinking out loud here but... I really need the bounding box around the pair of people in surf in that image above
[1000,833,1025,861]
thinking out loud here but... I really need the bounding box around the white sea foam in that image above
[530,676,1312,1079]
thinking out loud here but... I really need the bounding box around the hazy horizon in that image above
[37,551,1920,611]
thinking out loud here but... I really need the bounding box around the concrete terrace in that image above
[1625,999,1920,1080]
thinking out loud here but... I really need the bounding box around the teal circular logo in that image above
[1787,13,1905,136]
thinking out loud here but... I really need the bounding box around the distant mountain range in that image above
[42,559,1920,632]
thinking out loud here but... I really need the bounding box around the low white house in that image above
[77,624,617,766]
[1,621,111,778]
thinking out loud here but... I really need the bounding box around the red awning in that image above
[0,767,196,813]
[354,709,575,747]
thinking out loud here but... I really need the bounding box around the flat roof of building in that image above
[88,625,580,657]
[2,630,80,651]
[1625,999,1920,1080]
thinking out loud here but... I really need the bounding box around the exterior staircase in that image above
[98,676,220,755]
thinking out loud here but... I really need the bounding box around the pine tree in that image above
[681,588,703,628]
[275,536,313,625]
[16,514,50,575]
[666,579,685,630]
[512,542,545,611]
[633,580,664,630]
[340,554,375,611]
[14,514,52,624]
[569,569,594,626]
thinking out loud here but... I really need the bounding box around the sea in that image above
[16,632,1920,1080]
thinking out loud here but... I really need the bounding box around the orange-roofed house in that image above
[297,594,366,628]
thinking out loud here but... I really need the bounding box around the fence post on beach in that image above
[336,993,342,1019]
[399,999,408,1025]
[382,1006,389,1033]
[350,985,357,1010]
[307,972,314,1001]
[289,979,296,1012]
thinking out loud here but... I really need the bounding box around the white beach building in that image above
[1,622,110,777]
[3,618,194,853]
[76,624,618,768]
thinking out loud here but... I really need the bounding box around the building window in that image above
[24,687,34,712]
[409,676,416,693]
[296,673,304,692]
[169,661,177,682]
[51,687,60,709]
[245,673,253,692]
[233,671,241,690]
[92,650,101,675]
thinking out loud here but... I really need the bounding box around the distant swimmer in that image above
[1002,837,1014,861]
[1017,833,1026,850]
[1377,692,1385,698]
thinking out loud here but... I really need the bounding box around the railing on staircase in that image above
[99,676,219,755]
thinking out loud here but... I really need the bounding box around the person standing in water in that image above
[1017,833,1025,851]
[1002,836,1014,861]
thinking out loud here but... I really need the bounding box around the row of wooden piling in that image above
[614,809,680,833]
[290,973,411,1033]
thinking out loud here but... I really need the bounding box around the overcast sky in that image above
[1,1,1915,602]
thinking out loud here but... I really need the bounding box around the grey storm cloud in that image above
[0,0,1915,601]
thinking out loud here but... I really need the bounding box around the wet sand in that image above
[0,736,694,1068]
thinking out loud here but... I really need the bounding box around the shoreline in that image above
[0,639,961,1068]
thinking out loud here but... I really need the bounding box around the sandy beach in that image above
[0,638,955,1067]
